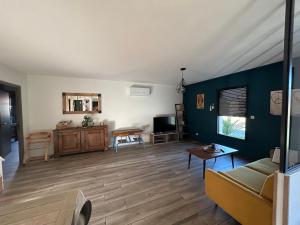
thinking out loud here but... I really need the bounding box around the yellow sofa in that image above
[205,158,279,225]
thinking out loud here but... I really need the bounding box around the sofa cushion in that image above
[245,158,279,175]
[260,174,274,201]
[220,167,267,193]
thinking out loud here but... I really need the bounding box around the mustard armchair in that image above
[205,167,274,225]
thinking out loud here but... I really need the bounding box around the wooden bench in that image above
[112,128,145,152]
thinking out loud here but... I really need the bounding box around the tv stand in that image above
[150,132,178,145]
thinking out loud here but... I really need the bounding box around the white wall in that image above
[274,169,300,225]
[286,169,300,225]
[27,75,181,156]
[0,64,28,138]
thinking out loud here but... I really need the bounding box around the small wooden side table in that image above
[25,131,51,162]
[186,144,239,179]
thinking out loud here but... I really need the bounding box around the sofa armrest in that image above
[205,169,273,225]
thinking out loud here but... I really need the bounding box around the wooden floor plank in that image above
[1,142,243,225]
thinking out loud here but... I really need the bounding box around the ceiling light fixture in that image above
[176,67,186,94]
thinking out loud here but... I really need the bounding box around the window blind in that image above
[218,87,247,117]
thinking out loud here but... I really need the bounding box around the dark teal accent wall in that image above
[183,63,283,159]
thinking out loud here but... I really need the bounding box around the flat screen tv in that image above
[153,116,176,133]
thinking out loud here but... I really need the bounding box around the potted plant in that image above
[82,115,94,127]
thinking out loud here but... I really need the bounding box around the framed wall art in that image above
[196,93,205,109]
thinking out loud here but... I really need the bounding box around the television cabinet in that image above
[150,132,178,145]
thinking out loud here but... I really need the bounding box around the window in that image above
[217,87,247,140]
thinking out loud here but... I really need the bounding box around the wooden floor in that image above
[2,141,20,186]
[0,142,245,225]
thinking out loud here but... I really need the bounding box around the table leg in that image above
[188,153,191,169]
[231,154,234,168]
[214,157,217,163]
[203,160,206,179]
[44,144,49,162]
[139,135,145,149]
[112,137,116,148]
[115,137,118,153]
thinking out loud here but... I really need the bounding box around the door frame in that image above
[0,80,24,166]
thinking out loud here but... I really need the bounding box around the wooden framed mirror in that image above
[62,93,101,114]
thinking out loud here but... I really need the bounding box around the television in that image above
[153,116,176,133]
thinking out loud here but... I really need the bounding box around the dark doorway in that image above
[0,81,24,186]
[0,90,12,157]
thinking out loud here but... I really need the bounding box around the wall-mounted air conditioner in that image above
[129,85,151,96]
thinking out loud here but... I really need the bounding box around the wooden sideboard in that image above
[53,125,108,156]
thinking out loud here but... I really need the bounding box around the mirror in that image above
[62,93,101,114]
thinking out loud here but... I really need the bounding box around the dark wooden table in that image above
[186,144,239,179]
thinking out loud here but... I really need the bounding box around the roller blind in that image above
[219,87,247,117]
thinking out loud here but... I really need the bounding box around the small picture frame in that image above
[270,90,282,116]
[196,93,205,109]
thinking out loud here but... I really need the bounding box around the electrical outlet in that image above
[195,133,199,136]
[250,115,255,119]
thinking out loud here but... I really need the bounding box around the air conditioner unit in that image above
[129,85,151,96]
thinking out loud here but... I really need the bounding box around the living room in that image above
[0,1,300,225]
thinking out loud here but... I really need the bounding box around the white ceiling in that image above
[0,0,299,85]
